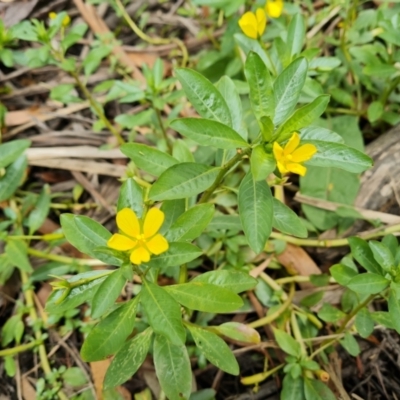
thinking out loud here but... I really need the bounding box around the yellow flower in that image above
[49,12,71,27]
[238,8,267,40]
[273,132,317,176]
[107,208,169,265]
[265,0,284,18]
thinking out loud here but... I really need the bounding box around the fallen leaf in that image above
[277,243,321,289]
[1,0,38,27]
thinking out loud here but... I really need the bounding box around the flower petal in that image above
[107,234,136,251]
[273,141,284,162]
[116,208,140,238]
[146,234,169,255]
[266,0,283,18]
[291,144,317,162]
[283,132,300,156]
[276,161,288,175]
[130,246,150,265]
[239,12,258,39]
[286,163,307,176]
[256,8,267,37]
[143,208,165,238]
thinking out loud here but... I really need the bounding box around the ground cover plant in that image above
[1,0,400,399]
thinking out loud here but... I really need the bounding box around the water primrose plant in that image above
[2,2,400,400]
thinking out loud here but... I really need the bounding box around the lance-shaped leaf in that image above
[141,280,186,345]
[276,95,330,141]
[175,68,232,126]
[103,327,153,390]
[149,163,220,201]
[244,51,274,121]
[238,172,273,253]
[273,57,308,125]
[121,143,178,176]
[171,118,248,150]
[304,141,373,173]
[153,334,192,400]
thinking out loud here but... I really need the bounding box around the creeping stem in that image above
[199,147,252,204]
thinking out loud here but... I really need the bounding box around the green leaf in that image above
[207,215,242,231]
[175,68,232,126]
[141,280,186,345]
[272,198,307,238]
[212,322,260,344]
[304,141,373,173]
[153,334,192,400]
[300,127,344,144]
[187,325,239,375]
[60,214,121,266]
[81,297,138,361]
[149,163,220,201]
[5,240,32,272]
[286,14,305,59]
[371,311,396,330]
[103,327,153,390]
[346,273,390,294]
[0,139,31,168]
[281,374,305,400]
[368,240,394,272]
[28,184,51,234]
[46,271,109,313]
[250,145,276,182]
[317,303,345,323]
[216,76,247,139]
[339,332,360,356]
[273,57,308,125]
[166,204,214,242]
[367,101,383,123]
[160,199,186,234]
[244,51,274,121]
[191,270,257,293]
[117,178,144,217]
[273,329,301,357]
[277,95,330,141]
[152,242,202,267]
[348,237,382,275]
[304,378,336,400]
[91,268,127,319]
[234,33,274,73]
[382,234,398,256]
[121,143,178,176]
[330,264,358,286]
[63,367,88,387]
[165,282,243,313]
[355,308,374,338]
[238,172,273,254]
[171,118,248,150]
[388,289,400,334]
[0,156,27,202]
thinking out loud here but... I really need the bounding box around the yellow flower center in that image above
[286,154,293,160]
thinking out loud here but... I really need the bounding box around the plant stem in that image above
[291,312,306,355]
[114,0,188,67]
[269,223,400,248]
[70,71,125,145]
[8,234,64,241]
[21,271,68,400]
[0,340,43,358]
[199,148,251,204]
[178,264,188,284]
[27,248,105,266]
[155,107,172,153]
[248,283,295,328]
[309,294,375,359]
